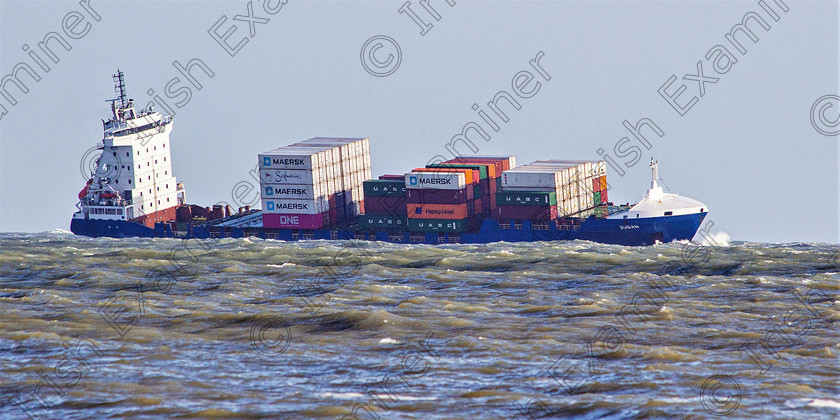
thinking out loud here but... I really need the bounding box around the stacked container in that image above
[531,160,608,210]
[259,137,372,229]
[438,155,515,216]
[404,170,472,233]
[495,160,607,221]
[358,175,408,230]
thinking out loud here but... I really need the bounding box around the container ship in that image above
[71,72,708,246]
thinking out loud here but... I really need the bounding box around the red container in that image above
[593,178,601,192]
[379,174,405,181]
[446,158,504,177]
[492,205,557,221]
[365,196,408,215]
[407,188,469,204]
[329,207,338,224]
[263,212,326,229]
[600,189,608,204]
[479,179,491,197]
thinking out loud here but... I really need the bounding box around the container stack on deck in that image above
[496,160,606,222]
[359,175,408,230]
[530,160,608,213]
[403,168,474,233]
[259,138,371,229]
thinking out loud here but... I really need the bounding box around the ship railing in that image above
[172,230,189,238]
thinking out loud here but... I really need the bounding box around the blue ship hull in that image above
[71,212,707,246]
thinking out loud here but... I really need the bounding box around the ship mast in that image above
[109,70,129,121]
[650,158,659,190]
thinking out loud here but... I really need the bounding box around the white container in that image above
[262,197,328,215]
[259,147,327,170]
[261,183,321,200]
[260,168,317,185]
[405,171,466,190]
[501,169,561,189]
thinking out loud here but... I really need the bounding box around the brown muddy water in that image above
[0,232,838,419]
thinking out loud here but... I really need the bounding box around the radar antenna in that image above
[113,70,127,108]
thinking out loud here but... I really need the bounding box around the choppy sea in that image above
[0,231,838,419]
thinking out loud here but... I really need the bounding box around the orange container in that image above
[413,167,477,186]
[599,176,607,190]
[407,203,469,219]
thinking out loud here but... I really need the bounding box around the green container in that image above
[426,164,488,180]
[496,191,557,206]
[363,180,406,197]
[594,191,601,204]
[358,214,407,230]
[474,184,482,198]
[407,218,467,233]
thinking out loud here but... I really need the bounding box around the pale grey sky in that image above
[1,0,838,243]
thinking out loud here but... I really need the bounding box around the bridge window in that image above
[126,152,129,156]
[128,180,131,184]
[664,211,673,216]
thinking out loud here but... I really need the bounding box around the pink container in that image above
[263,213,326,229]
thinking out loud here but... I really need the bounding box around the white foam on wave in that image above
[379,338,399,344]
[266,263,295,268]
[701,231,730,247]
[808,399,840,409]
[318,392,365,399]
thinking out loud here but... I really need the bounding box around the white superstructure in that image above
[72,71,185,226]
[608,159,707,220]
